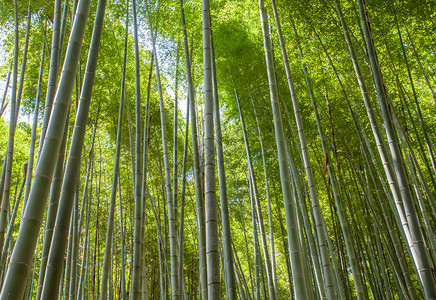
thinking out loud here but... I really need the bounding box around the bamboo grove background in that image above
[0,0,435,298]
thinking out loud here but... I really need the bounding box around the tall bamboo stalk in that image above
[271,2,337,298]
[148,19,180,300]
[250,95,278,299]
[37,0,62,156]
[0,0,92,297]
[202,0,220,298]
[40,0,106,296]
[36,114,69,300]
[177,96,189,299]
[78,156,94,300]
[119,176,127,300]
[131,0,144,296]
[0,64,11,119]
[14,4,31,122]
[235,90,276,300]
[0,0,20,259]
[179,1,207,298]
[0,172,26,275]
[258,0,311,298]
[100,61,125,300]
[357,0,436,297]
[210,24,236,300]
[331,3,422,296]
[141,53,154,300]
[23,22,46,209]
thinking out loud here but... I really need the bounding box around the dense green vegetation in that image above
[0,0,435,299]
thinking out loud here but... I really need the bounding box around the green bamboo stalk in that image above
[69,182,80,299]
[125,83,135,187]
[63,198,76,300]
[14,4,31,122]
[36,114,69,300]
[244,177,260,300]
[231,239,251,300]
[0,64,11,118]
[271,2,337,298]
[131,0,143,296]
[141,53,153,300]
[178,1,207,298]
[0,0,20,259]
[290,172,314,298]
[405,28,436,106]
[0,172,26,273]
[100,106,122,300]
[149,24,180,300]
[332,0,405,230]
[0,0,92,297]
[391,107,436,264]
[58,0,70,68]
[23,22,46,209]
[178,96,190,297]
[78,158,94,299]
[281,103,327,299]
[235,91,276,300]
[37,0,62,156]
[173,40,180,237]
[314,82,368,300]
[26,246,39,300]
[232,255,246,300]
[394,15,436,177]
[347,87,418,299]
[342,151,384,299]
[39,0,105,297]
[210,26,236,300]
[331,4,420,296]
[118,175,127,300]
[398,83,436,220]
[357,0,436,297]
[258,1,311,298]
[238,197,254,299]
[0,163,5,242]
[156,161,170,299]
[100,13,127,300]
[91,142,102,300]
[374,220,395,299]
[394,76,436,195]
[150,179,169,300]
[73,118,99,298]
[109,231,115,300]
[250,95,278,299]
[202,0,220,298]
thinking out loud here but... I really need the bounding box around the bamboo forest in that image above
[1,0,436,298]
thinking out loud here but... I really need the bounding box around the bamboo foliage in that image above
[0,0,434,299]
